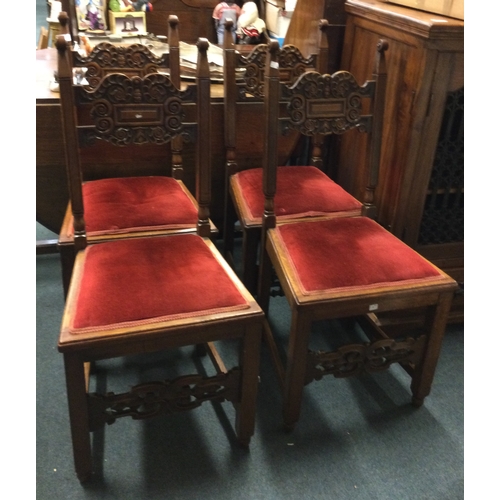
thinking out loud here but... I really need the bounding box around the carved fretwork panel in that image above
[280,72,374,136]
[304,336,426,384]
[73,43,169,89]
[87,369,241,431]
[76,73,197,146]
[419,87,464,245]
[237,45,317,100]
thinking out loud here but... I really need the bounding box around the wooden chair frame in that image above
[256,40,458,431]
[56,35,264,482]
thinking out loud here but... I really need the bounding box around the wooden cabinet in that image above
[337,0,464,322]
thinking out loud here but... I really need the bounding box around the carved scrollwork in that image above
[281,72,374,136]
[277,45,315,83]
[237,46,266,98]
[77,73,194,145]
[74,43,168,89]
[87,368,241,431]
[304,335,426,385]
[238,44,316,99]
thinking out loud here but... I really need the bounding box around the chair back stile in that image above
[261,40,281,235]
[167,16,184,180]
[310,19,329,170]
[195,39,212,238]
[316,18,329,75]
[56,36,87,253]
[223,20,238,180]
[364,40,388,218]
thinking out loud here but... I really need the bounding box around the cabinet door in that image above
[403,51,464,250]
[339,19,429,233]
[338,8,463,251]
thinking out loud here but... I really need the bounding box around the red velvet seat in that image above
[68,235,250,335]
[273,217,444,295]
[257,40,458,431]
[231,166,362,227]
[57,16,217,299]
[56,36,263,483]
[67,176,199,236]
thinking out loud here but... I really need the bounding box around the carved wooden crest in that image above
[74,43,169,89]
[281,71,375,136]
[77,73,196,146]
[238,44,317,99]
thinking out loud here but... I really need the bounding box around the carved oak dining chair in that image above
[222,19,366,295]
[257,40,458,431]
[56,36,264,482]
[57,14,216,298]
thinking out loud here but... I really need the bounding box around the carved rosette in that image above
[282,71,373,136]
[304,336,426,384]
[87,369,241,430]
[79,73,194,146]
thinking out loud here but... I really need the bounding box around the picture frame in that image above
[75,0,108,32]
[109,11,147,36]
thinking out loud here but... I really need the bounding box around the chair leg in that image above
[242,228,260,295]
[410,291,454,406]
[63,353,93,482]
[235,322,262,446]
[256,236,273,315]
[282,309,312,431]
[59,243,76,299]
[222,194,238,265]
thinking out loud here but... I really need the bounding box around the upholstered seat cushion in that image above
[232,166,362,225]
[274,217,445,295]
[69,234,250,334]
[71,176,199,236]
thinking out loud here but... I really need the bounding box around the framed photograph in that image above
[109,11,147,36]
[75,0,108,32]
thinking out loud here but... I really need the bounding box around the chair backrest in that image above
[62,15,188,181]
[71,15,180,91]
[223,18,329,178]
[56,35,212,250]
[262,38,388,226]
